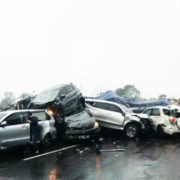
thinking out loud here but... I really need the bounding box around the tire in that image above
[124,123,139,138]
[42,134,52,148]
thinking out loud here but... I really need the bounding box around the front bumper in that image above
[64,127,100,140]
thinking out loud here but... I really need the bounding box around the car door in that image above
[90,102,124,129]
[90,102,110,124]
[105,104,125,126]
[162,108,175,126]
[147,108,162,128]
[32,111,50,140]
[0,113,29,148]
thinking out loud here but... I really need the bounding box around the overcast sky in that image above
[0,0,180,99]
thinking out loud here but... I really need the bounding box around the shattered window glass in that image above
[59,88,67,95]
[65,85,74,94]
[119,104,133,113]
[32,88,59,103]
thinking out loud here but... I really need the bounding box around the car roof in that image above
[144,106,172,110]
[0,109,48,123]
[44,83,75,91]
[85,98,122,107]
[0,109,46,115]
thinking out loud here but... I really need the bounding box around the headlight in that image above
[94,121,99,128]
[47,108,55,116]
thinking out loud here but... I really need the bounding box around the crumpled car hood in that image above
[125,114,141,121]
[136,113,149,119]
[65,110,95,128]
[30,100,52,106]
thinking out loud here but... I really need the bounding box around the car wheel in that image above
[42,134,52,148]
[125,123,139,138]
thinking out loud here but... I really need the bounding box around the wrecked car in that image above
[28,83,85,117]
[63,110,100,140]
[85,99,152,138]
[0,109,57,150]
[142,106,180,136]
[28,83,100,141]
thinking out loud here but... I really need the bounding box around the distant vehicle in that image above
[64,110,100,140]
[85,99,152,138]
[142,106,180,135]
[28,83,85,117]
[0,110,57,150]
[130,107,146,114]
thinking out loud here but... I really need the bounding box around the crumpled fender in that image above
[123,115,144,129]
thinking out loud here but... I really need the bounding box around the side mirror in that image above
[60,94,66,99]
[0,121,7,127]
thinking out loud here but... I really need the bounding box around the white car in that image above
[85,99,152,138]
[142,106,180,135]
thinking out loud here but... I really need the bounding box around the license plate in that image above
[79,135,90,139]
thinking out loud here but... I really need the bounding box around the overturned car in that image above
[28,83,99,141]
[28,83,85,117]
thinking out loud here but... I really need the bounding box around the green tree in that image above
[115,85,140,100]
[158,94,167,100]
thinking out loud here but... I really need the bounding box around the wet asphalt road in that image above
[1,131,180,180]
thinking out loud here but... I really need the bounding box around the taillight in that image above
[170,117,176,124]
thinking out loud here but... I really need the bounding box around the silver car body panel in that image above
[86,99,142,130]
[0,109,56,150]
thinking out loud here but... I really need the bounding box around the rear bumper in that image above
[162,125,180,135]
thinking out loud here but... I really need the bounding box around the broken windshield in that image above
[120,104,133,113]
[32,88,59,104]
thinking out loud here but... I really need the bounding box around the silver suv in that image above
[0,110,57,150]
[86,99,152,138]
[28,83,85,117]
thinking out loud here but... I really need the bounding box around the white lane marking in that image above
[23,145,77,161]
[100,149,125,152]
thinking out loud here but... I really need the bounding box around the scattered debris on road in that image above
[100,149,125,152]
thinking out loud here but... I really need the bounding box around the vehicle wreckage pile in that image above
[1,83,180,150]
